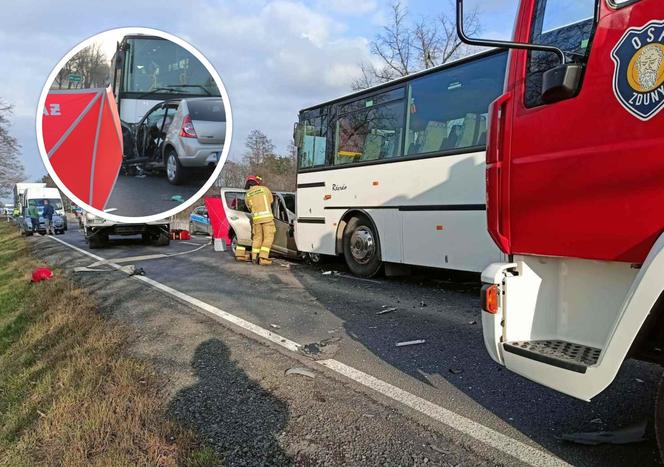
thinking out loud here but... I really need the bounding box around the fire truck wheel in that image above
[342,215,382,278]
[655,371,664,458]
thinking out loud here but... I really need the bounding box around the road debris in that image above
[285,367,316,379]
[322,271,333,276]
[377,306,398,315]
[301,337,342,358]
[170,194,185,203]
[560,419,647,446]
[396,339,426,347]
[419,300,427,308]
[31,267,54,283]
[270,324,281,329]
[120,265,145,276]
[468,320,477,325]
[448,368,464,375]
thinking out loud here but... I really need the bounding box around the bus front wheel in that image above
[342,215,382,278]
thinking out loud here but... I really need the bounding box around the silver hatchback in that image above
[163,97,226,185]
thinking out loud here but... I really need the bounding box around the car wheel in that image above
[306,252,323,264]
[165,148,185,185]
[342,215,382,278]
[230,233,238,255]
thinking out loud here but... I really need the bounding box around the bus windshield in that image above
[123,38,220,96]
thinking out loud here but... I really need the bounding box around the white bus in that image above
[294,50,508,277]
[110,34,220,125]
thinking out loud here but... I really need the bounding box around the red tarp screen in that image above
[42,87,123,210]
[204,196,231,246]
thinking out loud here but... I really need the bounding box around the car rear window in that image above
[187,99,226,122]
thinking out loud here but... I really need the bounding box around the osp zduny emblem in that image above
[611,20,664,121]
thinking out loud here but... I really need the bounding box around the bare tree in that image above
[217,130,297,192]
[352,0,482,90]
[52,43,110,90]
[0,100,25,199]
[243,129,276,169]
[216,160,250,189]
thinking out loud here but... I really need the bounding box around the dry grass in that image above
[0,223,220,467]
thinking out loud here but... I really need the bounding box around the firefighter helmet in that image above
[245,175,263,189]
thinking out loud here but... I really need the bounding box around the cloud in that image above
[316,0,379,15]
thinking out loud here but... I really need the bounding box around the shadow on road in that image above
[168,338,292,465]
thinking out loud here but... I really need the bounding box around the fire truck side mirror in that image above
[541,63,584,104]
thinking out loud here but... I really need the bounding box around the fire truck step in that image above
[503,340,601,374]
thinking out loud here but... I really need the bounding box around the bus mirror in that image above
[542,63,583,104]
[293,122,303,148]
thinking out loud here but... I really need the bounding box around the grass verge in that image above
[0,222,219,466]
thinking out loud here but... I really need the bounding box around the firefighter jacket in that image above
[246,185,274,224]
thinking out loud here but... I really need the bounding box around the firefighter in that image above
[244,175,276,265]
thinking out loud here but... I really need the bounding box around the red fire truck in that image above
[457,0,664,453]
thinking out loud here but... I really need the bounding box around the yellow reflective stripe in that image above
[253,213,274,221]
[253,210,272,217]
[252,248,260,254]
[260,247,270,253]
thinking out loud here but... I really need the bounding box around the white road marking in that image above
[133,274,302,353]
[319,359,570,467]
[90,253,167,266]
[45,234,568,466]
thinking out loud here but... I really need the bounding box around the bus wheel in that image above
[655,371,664,459]
[343,215,382,278]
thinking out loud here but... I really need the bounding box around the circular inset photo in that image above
[37,27,232,222]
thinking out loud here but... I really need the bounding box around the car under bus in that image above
[294,49,508,277]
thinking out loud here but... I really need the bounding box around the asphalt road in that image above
[105,172,203,217]
[32,224,664,466]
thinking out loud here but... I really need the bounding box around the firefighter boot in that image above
[234,245,251,262]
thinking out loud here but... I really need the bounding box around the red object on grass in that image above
[42,87,123,210]
[31,267,54,283]
[204,196,231,246]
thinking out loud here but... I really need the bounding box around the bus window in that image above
[405,52,507,155]
[124,38,220,96]
[298,111,328,169]
[334,92,405,165]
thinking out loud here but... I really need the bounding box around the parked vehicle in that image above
[189,205,212,235]
[82,211,170,249]
[123,97,226,184]
[456,0,664,458]
[293,49,507,277]
[14,184,67,235]
[221,188,298,259]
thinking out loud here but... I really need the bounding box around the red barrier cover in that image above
[204,196,230,246]
[42,87,123,210]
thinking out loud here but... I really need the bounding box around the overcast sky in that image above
[1,0,519,183]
